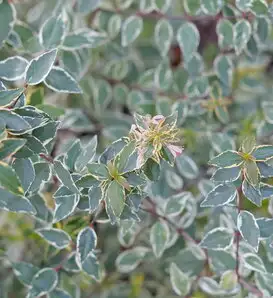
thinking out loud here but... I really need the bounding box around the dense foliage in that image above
[1,0,273,297]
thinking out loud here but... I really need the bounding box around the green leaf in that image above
[121,16,143,47]
[12,158,35,193]
[260,183,273,199]
[214,55,233,89]
[45,66,82,94]
[54,160,80,194]
[150,220,170,258]
[28,268,58,297]
[62,30,107,50]
[177,22,200,62]
[53,194,80,223]
[176,154,199,179]
[255,16,270,43]
[209,150,243,167]
[28,194,51,223]
[238,211,260,252]
[75,136,97,172]
[0,109,31,134]
[36,228,71,249]
[25,49,57,85]
[234,20,251,54]
[236,0,252,11]
[143,158,160,181]
[219,270,237,291]
[76,227,97,264]
[105,180,125,217]
[242,179,262,206]
[0,0,16,46]
[184,0,201,15]
[0,88,24,107]
[116,247,149,273]
[39,16,66,49]
[201,184,237,207]
[36,104,65,119]
[252,145,273,160]
[29,162,51,193]
[241,136,256,153]
[154,61,173,91]
[198,277,225,296]
[243,253,266,273]
[81,252,100,280]
[199,227,233,251]
[211,166,241,183]
[0,57,28,81]
[202,0,223,15]
[0,138,26,159]
[165,192,190,216]
[256,217,273,239]
[88,186,103,213]
[250,0,268,15]
[154,19,173,57]
[13,262,39,286]
[0,161,24,195]
[114,141,135,173]
[63,252,80,273]
[87,163,110,180]
[170,263,191,296]
[76,0,101,15]
[75,174,99,188]
[49,288,72,298]
[0,187,36,214]
[64,140,82,171]
[245,159,260,186]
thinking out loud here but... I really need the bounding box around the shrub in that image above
[1,0,273,297]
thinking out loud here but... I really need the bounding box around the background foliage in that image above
[1,0,273,297]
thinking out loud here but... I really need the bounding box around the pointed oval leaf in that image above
[243,253,266,273]
[199,227,233,251]
[0,0,16,46]
[121,16,143,47]
[238,211,260,252]
[106,180,125,218]
[242,179,262,206]
[150,220,170,258]
[0,56,28,81]
[211,166,241,183]
[39,16,66,49]
[81,252,100,280]
[13,262,39,286]
[29,268,58,297]
[0,188,36,214]
[26,49,57,85]
[0,161,24,195]
[116,246,149,273]
[154,19,173,57]
[209,150,243,168]
[201,184,237,207]
[252,145,273,160]
[44,66,82,94]
[177,22,200,62]
[76,227,97,264]
[170,263,191,296]
[54,160,80,194]
[36,228,71,249]
[0,138,26,159]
